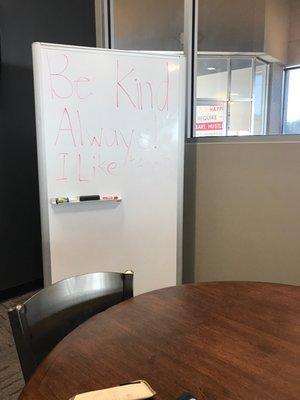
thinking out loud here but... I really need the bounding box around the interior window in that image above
[194,0,300,138]
[195,56,268,137]
[108,0,300,138]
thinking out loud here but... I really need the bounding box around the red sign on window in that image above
[196,122,223,131]
[195,105,225,136]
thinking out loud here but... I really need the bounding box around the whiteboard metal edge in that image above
[176,56,186,285]
[32,42,183,60]
[32,43,52,286]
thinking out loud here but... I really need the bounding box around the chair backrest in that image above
[8,271,133,382]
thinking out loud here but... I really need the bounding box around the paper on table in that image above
[69,380,156,400]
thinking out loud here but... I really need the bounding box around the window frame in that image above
[282,66,300,135]
[195,55,268,138]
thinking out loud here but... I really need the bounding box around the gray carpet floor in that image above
[0,291,36,400]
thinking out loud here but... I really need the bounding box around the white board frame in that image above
[32,42,185,290]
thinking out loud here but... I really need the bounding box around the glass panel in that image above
[195,102,227,137]
[195,0,273,137]
[228,102,252,136]
[197,1,265,53]
[195,0,300,136]
[113,0,184,51]
[230,58,253,100]
[197,57,228,100]
[253,60,267,135]
[284,68,300,134]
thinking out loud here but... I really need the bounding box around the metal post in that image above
[98,0,114,49]
[95,0,104,47]
[184,0,198,139]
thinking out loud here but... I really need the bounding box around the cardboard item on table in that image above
[69,380,156,400]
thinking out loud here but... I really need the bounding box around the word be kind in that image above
[46,52,171,111]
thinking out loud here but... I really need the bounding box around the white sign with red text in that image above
[195,104,225,137]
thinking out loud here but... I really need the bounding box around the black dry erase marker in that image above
[79,195,100,202]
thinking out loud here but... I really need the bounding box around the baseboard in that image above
[0,279,43,302]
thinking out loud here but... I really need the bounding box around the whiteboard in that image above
[33,42,185,295]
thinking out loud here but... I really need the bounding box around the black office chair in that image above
[8,271,134,382]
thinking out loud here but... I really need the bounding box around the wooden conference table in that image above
[20,282,300,400]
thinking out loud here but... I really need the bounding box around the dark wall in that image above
[0,1,96,292]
